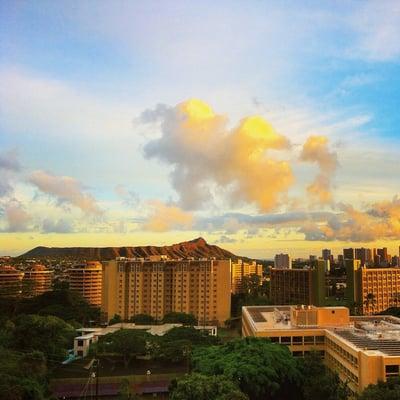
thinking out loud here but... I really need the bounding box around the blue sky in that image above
[1,0,400,257]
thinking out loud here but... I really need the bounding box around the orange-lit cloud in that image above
[142,99,293,211]
[300,135,338,205]
[143,200,194,232]
[29,170,102,215]
[3,200,31,232]
[301,197,400,242]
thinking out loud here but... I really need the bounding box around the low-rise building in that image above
[242,304,400,395]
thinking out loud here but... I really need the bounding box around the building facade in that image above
[345,259,400,315]
[270,264,325,306]
[102,258,231,325]
[22,264,53,297]
[274,253,292,269]
[0,265,24,297]
[68,261,102,306]
[231,259,263,294]
[242,305,400,395]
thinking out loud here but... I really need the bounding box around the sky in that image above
[1,0,400,258]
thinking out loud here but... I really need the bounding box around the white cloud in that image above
[0,67,135,139]
[349,0,400,61]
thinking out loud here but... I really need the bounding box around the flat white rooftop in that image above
[244,305,400,356]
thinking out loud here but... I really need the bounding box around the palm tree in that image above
[364,293,376,315]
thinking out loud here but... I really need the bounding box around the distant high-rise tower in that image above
[274,253,292,269]
[355,248,372,266]
[377,248,388,265]
[343,248,355,260]
[322,249,331,261]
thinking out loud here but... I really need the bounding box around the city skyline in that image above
[1,1,400,258]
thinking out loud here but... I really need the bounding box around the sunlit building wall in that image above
[68,261,102,306]
[0,265,24,297]
[22,264,53,297]
[231,259,263,294]
[102,258,231,325]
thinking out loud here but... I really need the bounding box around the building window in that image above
[385,365,399,375]
[293,336,302,344]
[315,336,325,344]
[281,336,291,344]
[77,340,84,347]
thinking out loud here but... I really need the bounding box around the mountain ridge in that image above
[20,237,249,261]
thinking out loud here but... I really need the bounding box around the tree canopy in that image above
[130,313,156,325]
[358,377,400,400]
[0,348,48,400]
[109,314,122,325]
[163,312,197,325]
[192,337,301,400]
[11,314,75,360]
[298,352,349,400]
[96,329,150,367]
[152,327,219,364]
[170,373,249,400]
[2,288,101,325]
[163,326,219,346]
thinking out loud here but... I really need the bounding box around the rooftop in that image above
[243,305,400,356]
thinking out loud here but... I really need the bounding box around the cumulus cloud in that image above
[114,184,140,207]
[142,99,293,211]
[0,149,21,197]
[143,200,194,232]
[41,218,73,233]
[2,200,31,232]
[29,170,102,215]
[196,210,338,233]
[216,235,237,244]
[300,135,338,205]
[300,197,400,242]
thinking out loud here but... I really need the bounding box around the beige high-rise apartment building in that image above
[345,260,400,315]
[0,265,24,297]
[68,261,102,306]
[102,258,231,325]
[274,253,292,269]
[22,264,53,297]
[231,259,263,294]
